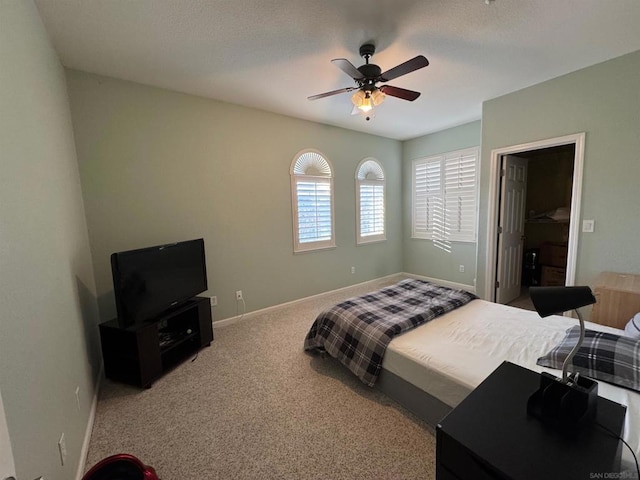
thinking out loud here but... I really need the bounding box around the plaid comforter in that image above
[304,278,477,386]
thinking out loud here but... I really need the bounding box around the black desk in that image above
[436,361,626,480]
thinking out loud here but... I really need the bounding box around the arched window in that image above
[290,150,335,253]
[356,158,386,244]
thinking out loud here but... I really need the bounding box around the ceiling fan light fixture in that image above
[351,90,366,109]
[352,89,383,113]
[359,96,374,113]
[371,89,385,106]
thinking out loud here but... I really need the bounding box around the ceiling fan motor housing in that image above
[358,64,382,83]
[359,43,376,59]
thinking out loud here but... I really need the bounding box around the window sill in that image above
[357,237,387,246]
[410,236,476,244]
[293,244,337,254]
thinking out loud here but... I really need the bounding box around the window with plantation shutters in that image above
[356,158,386,244]
[412,147,479,245]
[290,150,335,253]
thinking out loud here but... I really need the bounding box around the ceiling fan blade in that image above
[331,58,365,80]
[379,55,429,82]
[380,85,421,101]
[308,87,356,101]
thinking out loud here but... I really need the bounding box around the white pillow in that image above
[624,312,640,339]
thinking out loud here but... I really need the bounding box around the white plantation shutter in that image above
[291,150,335,252]
[412,147,478,243]
[359,183,385,235]
[297,177,332,243]
[356,159,386,244]
[412,157,442,239]
[444,149,478,242]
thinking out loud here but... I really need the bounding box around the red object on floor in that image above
[82,453,159,480]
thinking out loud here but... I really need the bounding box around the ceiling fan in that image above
[308,44,429,120]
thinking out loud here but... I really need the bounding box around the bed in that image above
[304,278,640,473]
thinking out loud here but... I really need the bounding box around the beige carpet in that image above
[85,279,437,479]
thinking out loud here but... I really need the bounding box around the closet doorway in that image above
[485,133,586,305]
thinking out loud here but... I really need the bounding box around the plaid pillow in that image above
[537,326,640,392]
[624,313,640,339]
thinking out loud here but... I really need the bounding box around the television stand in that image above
[99,296,214,388]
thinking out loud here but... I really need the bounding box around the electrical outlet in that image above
[351,266,355,274]
[75,386,81,413]
[459,265,465,273]
[236,290,243,301]
[58,433,67,466]
[210,296,217,306]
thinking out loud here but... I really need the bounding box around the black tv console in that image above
[99,296,214,388]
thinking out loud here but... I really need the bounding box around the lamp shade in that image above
[371,89,385,106]
[529,286,596,317]
[351,90,366,107]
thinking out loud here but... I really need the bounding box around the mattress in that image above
[382,299,640,468]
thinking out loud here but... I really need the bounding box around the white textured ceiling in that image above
[35,0,640,140]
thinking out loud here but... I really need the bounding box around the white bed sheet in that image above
[382,299,640,468]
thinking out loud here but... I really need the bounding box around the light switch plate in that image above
[582,219,595,233]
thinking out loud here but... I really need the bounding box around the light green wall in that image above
[402,121,481,287]
[65,70,403,321]
[477,50,640,298]
[0,2,101,479]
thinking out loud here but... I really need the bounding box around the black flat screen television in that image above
[111,238,208,327]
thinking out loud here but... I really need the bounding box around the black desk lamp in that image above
[527,286,598,429]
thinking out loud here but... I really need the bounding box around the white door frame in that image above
[484,132,586,301]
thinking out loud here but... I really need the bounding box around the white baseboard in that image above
[76,363,103,480]
[213,273,405,328]
[212,272,475,328]
[403,272,476,294]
